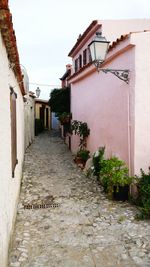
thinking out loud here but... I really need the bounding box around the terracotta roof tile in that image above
[0,1,25,95]
[108,34,129,51]
[109,30,150,51]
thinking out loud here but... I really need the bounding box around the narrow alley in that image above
[8,131,150,267]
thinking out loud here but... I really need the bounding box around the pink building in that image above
[68,20,150,175]
[60,64,72,88]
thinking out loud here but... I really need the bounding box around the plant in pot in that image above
[58,112,72,125]
[71,120,90,168]
[99,156,133,201]
[92,146,105,177]
[74,149,90,168]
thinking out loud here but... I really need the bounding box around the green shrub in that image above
[76,149,90,162]
[92,147,105,176]
[135,168,150,219]
[99,156,132,194]
[49,87,70,113]
[57,112,71,124]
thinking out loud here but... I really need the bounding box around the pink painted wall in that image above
[132,32,150,175]
[70,21,150,175]
[71,47,135,172]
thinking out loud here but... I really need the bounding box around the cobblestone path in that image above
[8,131,150,267]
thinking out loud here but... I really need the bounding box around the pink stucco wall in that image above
[71,47,135,172]
[70,21,150,175]
[132,32,150,175]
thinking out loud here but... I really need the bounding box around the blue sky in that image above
[9,0,150,99]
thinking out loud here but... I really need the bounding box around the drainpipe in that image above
[128,78,134,177]
[128,84,132,176]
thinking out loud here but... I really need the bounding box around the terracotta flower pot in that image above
[74,156,86,168]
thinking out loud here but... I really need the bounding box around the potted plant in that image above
[71,120,90,168]
[92,146,105,177]
[58,112,72,125]
[99,156,133,201]
[74,149,90,168]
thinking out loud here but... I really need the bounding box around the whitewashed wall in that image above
[0,33,25,267]
[24,94,35,150]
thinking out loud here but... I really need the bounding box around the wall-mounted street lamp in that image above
[35,86,41,98]
[9,62,30,92]
[88,32,129,84]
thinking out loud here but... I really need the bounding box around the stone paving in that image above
[8,131,150,267]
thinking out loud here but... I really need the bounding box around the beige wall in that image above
[24,95,35,150]
[0,33,25,267]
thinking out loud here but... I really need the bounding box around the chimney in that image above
[66,64,72,70]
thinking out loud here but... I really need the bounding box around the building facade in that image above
[35,99,51,131]
[0,1,25,266]
[24,92,35,150]
[68,20,150,175]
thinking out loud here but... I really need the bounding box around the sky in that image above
[9,0,150,100]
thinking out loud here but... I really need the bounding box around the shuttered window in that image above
[88,47,92,63]
[83,49,87,65]
[75,58,78,72]
[10,87,17,178]
[79,54,82,68]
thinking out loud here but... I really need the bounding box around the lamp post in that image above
[35,87,41,98]
[88,32,129,83]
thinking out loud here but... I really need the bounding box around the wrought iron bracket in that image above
[94,61,129,84]
[101,69,129,84]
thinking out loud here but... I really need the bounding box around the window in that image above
[75,58,78,72]
[79,54,82,68]
[83,49,87,65]
[88,47,92,63]
[10,87,17,177]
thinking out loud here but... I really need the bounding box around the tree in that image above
[49,87,70,113]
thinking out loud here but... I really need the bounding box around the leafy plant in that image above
[57,112,72,124]
[92,147,105,176]
[76,149,90,162]
[135,168,150,219]
[49,87,70,113]
[99,156,132,195]
[71,120,90,150]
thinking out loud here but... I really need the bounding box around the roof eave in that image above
[68,20,100,57]
[0,3,25,95]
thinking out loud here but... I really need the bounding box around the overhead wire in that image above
[29,82,60,87]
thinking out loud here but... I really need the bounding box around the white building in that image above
[0,2,25,266]
[24,91,35,150]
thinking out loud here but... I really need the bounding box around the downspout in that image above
[128,70,135,177]
[128,88,131,175]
